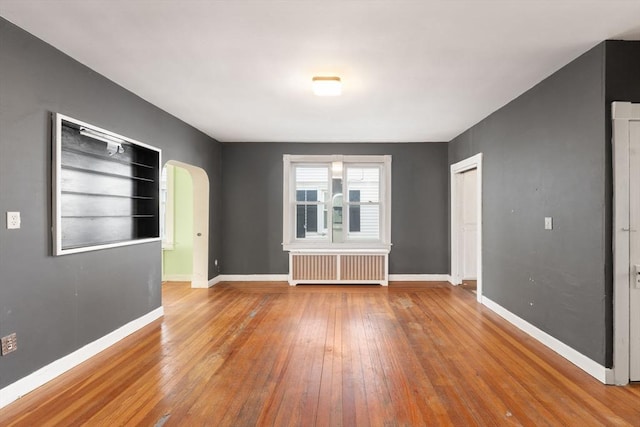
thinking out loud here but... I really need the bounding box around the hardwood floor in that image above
[1,281,639,426]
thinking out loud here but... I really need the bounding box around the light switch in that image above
[7,211,20,229]
[544,217,553,230]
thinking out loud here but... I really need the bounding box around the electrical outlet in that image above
[544,217,553,230]
[1,333,17,355]
[7,211,21,229]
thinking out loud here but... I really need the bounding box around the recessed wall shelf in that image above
[52,113,161,255]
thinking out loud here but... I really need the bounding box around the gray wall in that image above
[221,142,449,275]
[3,12,635,390]
[603,41,640,361]
[0,18,222,388]
[448,41,640,366]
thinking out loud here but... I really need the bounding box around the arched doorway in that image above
[162,160,210,288]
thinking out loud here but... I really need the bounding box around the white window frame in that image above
[282,154,392,251]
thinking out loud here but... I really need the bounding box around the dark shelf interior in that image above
[57,119,160,251]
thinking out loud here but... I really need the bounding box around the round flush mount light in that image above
[312,76,342,96]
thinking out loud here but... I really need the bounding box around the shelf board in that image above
[61,190,155,200]
[62,164,154,182]
[62,146,155,169]
[61,238,156,250]
[62,215,156,219]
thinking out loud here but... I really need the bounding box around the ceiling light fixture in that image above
[312,76,342,96]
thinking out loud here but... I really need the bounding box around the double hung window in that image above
[282,155,391,250]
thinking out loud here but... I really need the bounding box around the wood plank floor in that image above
[1,281,639,426]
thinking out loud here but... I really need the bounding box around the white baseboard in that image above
[208,275,224,287]
[162,276,209,288]
[213,274,451,284]
[389,274,452,282]
[211,274,289,283]
[481,297,607,383]
[162,274,192,282]
[604,368,617,385]
[209,274,452,286]
[0,307,164,409]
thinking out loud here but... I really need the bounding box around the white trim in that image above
[163,273,209,288]
[611,101,640,384]
[162,274,193,282]
[288,248,390,254]
[482,297,608,383]
[213,274,289,282]
[55,237,161,256]
[0,307,163,409]
[208,275,224,287]
[210,274,453,284]
[283,155,292,247]
[190,279,209,289]
[161,164,175,249]
[286,154,390,164]
[389,274,452,282]
[450,153,483,303]
[284,243,393,251]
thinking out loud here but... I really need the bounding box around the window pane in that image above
[295,166,329,240]
[296,166,329,194]
[347,204,379,239]
[332,193,343,243]
[346,167,379,202]
[296,189,318,202]
[349,190,360,232]
[296,203,328,239]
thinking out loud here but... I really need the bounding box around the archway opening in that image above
[161,160,210,288]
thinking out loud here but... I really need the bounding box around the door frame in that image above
[164,160,210,288]
[611,101,640,384]
[450,153,483,302]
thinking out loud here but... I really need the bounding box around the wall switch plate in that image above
[544,217,553,230]
[1,333,17,355]
[7,211,20,229]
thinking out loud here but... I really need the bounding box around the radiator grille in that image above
[341,255,385,281]
[291,255,337,281]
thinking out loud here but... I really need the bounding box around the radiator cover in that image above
[288,251,389,286]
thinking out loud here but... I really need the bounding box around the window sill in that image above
[283,242,391,253]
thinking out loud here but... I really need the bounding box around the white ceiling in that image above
[1,1,640,143]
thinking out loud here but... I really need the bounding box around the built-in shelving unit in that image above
[52,113,161,255]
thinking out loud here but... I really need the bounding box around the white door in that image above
[460,169,478,280]
[630,120,640,381]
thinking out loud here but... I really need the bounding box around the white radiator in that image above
[288,252,388,286]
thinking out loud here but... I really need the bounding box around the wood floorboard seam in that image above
[1,282,639,426]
